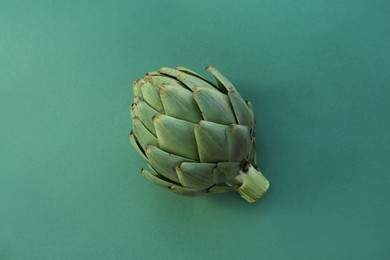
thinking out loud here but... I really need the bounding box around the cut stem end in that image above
[235,165,270,203]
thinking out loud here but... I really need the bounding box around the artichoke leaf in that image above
[177,73,216,91]
[159,84,203,123]
[145,145,193,183]
[132,117,158,149]
[158,67,182,78]
[153,114,199,160]
[206,66,254,126]
[140,81,164,113]
[133,79,144,98]
[194,121,228,163]
[214,162,242,186]
[228,90,254,127]
[208,185,235,193]
[250,138,257,168]
[147,75,185,90]
[146,71,162,76]
[130,102,137,119]
[134,99,159,135]
[129,131,147,161]
[176,162,216,189]
[206,66,235,93]
[169,185,207,196]
[246,100,256,135]
[246,100,254,114]
[141,167,175,189]
[193,87,236,125]
[226,124,253,162]
[176,67,216,86]
[142,167,205,196]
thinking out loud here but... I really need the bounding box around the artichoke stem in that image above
[236,165,269,203]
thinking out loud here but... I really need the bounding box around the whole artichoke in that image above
[129,66,269,202]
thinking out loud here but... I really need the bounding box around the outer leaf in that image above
[143,165,206,196]
[246,100,256,136]
[169,185,207,196]
[226,124,253,162]
[213,162,241,186]
[130,97,142,119]
[205,66,235,92]
[133,99,159,135]
[208,185,235,193]
[140,81,164,112]
[177,73,216,91]
[153,114,199,160]
[158,67,182,78]
[146,75,185,90]
[194,121,228,163]
[176,162,216,189]
[206,67,253,126]
[129,131,147,161]
[228,89,254,126]
[133,79,144,98]
[132,117,158,149]
[159,84,203,123]
[130,102,137,119]
[251,138,257,168]
[141,167,174,189]
[176,67,215,86]
[246,100,255,115]
[192,87,237,125]
[146,71,162,76]
[145,145,192,183]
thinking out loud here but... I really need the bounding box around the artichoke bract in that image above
[129,66,269,202]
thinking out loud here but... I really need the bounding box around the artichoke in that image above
[129,66,269,202]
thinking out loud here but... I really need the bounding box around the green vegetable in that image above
[130,66,269,202]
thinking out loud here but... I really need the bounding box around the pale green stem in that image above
[235,165,270,203]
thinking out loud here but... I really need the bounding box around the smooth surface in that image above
[1,0,390,259]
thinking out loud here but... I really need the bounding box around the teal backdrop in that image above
[1,0,389,259]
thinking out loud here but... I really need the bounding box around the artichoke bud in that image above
[129,66,269,202]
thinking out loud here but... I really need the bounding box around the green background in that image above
[1,0,389,259]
